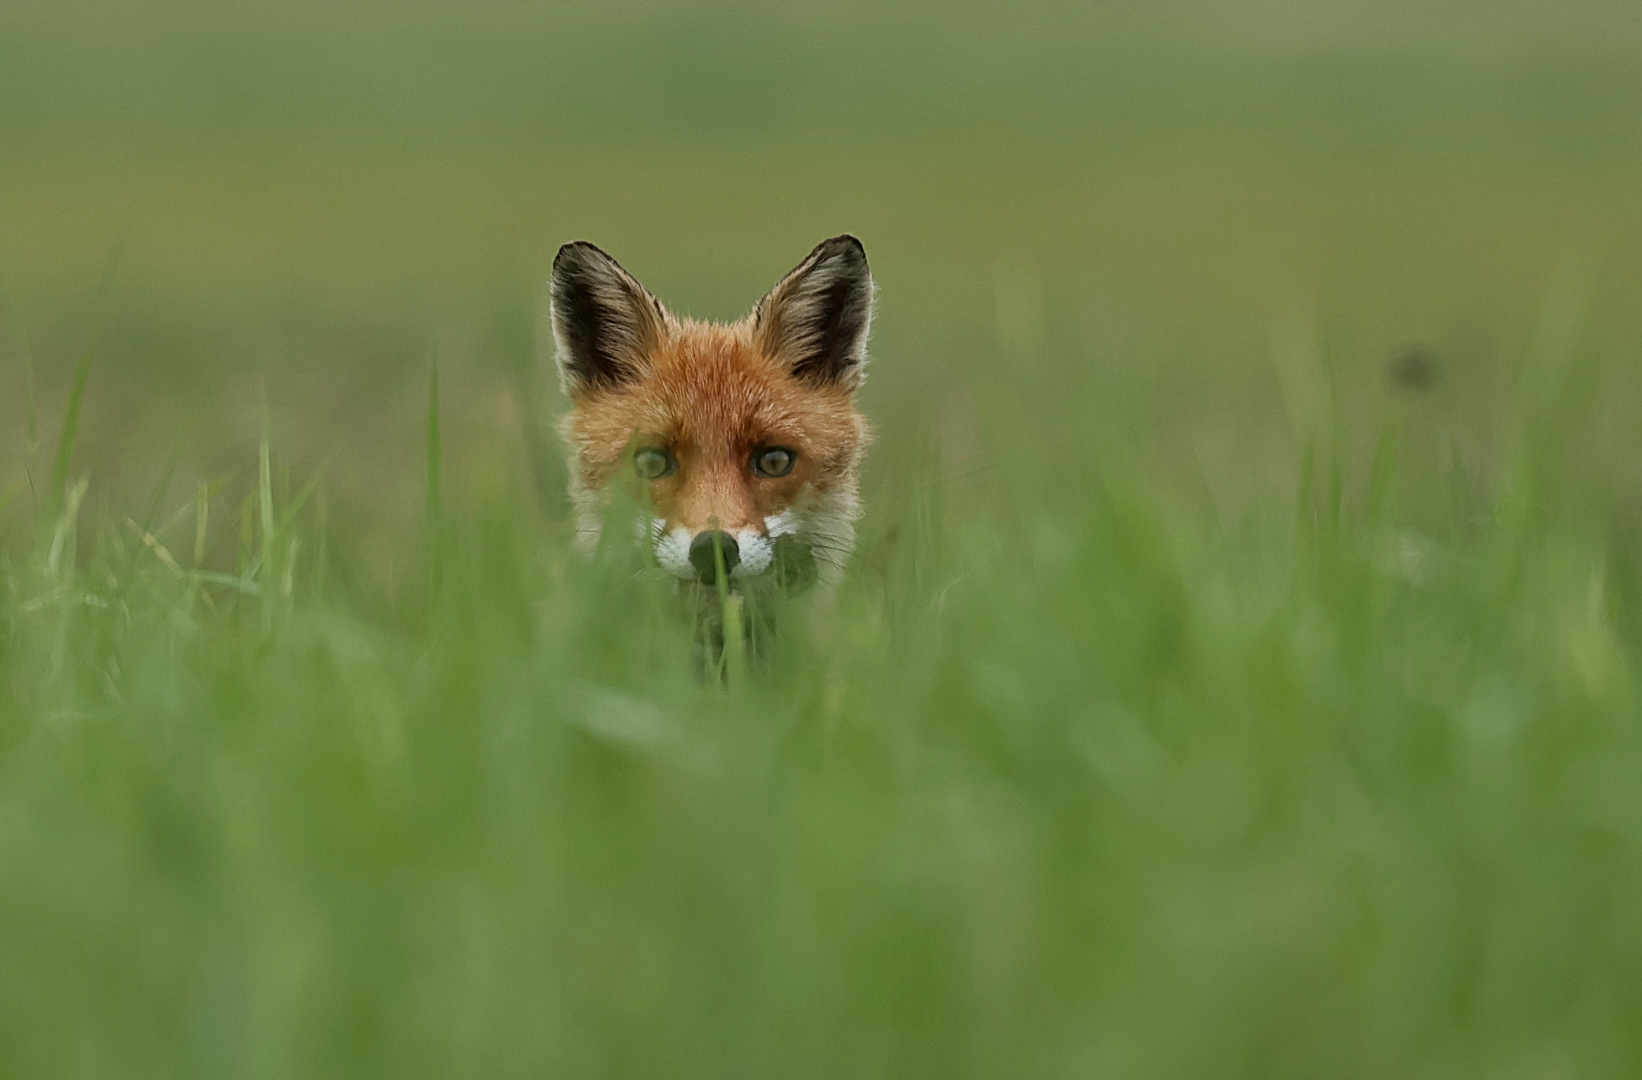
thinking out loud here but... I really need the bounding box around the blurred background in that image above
[4,0,1641,552]
[7,4,1642,1078]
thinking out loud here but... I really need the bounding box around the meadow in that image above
[3,2,1642,1076]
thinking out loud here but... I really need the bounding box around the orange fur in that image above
[562,318,868,535]
[552,236,875,590]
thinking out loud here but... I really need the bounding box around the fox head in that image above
[551,235,874,590]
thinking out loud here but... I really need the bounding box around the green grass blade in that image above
[193,480,209,567]
[427,361,442,600]
[711,532,745,684]
[44,241,122,522]
[136,458,177,536]
[259,435,275,625]
[46,353,92,522]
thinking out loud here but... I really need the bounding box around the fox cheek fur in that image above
[550,235,875,591]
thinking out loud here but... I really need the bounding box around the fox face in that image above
[551,235,874,590]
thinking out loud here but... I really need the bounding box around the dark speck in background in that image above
[1389,344,1441,393]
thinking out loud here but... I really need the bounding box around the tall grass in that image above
[0,285,1639,1078]
[3,1,1642,1075]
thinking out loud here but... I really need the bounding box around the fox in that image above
[550,234,875,596]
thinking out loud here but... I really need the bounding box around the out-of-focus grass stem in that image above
[713,534,745,684]
[427,361,443,602]
[46,241,122,524]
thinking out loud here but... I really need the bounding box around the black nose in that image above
[688,531,740,583]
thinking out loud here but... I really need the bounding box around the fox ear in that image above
[550,241,670,396]
[753,235,875,389]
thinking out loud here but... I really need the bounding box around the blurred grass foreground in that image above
[5,1,1642,1077]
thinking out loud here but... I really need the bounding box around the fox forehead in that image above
[566,319,865,480]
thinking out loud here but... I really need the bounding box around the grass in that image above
[3,1,1642,1076]
[1,284,1639,1078]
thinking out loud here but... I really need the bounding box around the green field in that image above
[4,2,1642,1076]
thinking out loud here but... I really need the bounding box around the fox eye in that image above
[633,447,676,479]
[751,446,796,478]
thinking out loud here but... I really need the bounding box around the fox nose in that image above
[688,530,740,583]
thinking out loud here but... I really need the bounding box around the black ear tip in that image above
[815,234,867,263]
[553,240,611,276]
